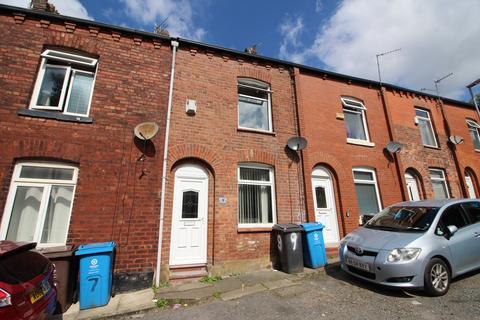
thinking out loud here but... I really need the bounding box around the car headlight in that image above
[387,248,421,262]
[340,235,352,246]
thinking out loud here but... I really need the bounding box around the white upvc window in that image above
[237,164,276,227]
[429,168,449,200]
[341,97,372,145]
[0,162,78,247]
[237,78,273,132]
[415,108,438,147]
[467,120,480,151]
[352,167,382,215]
[29,49,98,117]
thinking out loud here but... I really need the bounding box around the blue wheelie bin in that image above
[301,223,327,268]
[75,242,116,310]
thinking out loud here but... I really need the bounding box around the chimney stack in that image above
[30,0,58,14]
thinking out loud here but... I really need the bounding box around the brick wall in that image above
[443,102,480,197]
[0,10,171,291]
[385,90,463,199]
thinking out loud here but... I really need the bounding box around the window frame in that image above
[415,108,438,148]
[0,162,78,247]
[237,78,273,133]
[429,168,450,199]
[341,97,372,145]
[237,163,276,228]
[466,119,480,151]
[352,167,382,215]
[29,49,98,117]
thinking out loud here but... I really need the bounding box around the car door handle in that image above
[475,232,480,238]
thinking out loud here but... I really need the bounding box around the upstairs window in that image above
[429,168,449,200]
[467,120,480,151]
[0,162,78,247]
[237,78,272,132]
[352,168,382,215]
[238,164,276,227]
[30,49,98,117]
[341,97,371,143]
[415,108,438,147]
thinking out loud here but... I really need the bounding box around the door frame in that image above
[169,163,209,266]
[405,172,421,201]
[311,166,340,245]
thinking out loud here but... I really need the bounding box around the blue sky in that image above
[2,0,480,101]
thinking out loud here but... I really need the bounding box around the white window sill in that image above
[237,127,276,136]
[423,144,440,150]
[238,224,274,232]
[347,138,375,147]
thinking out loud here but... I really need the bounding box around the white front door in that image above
[312,167,340,245]
[405,173,421,201]
[465,173,477,199]
[169,164,208,266]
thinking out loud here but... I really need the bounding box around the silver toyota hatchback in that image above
[339,199,480,296]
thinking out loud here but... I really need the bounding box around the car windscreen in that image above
[0,250,50,284]
[365,206,440,232]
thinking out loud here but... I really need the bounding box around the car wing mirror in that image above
[447,225,458,236]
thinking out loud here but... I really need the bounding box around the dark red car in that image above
[0,241,56,320]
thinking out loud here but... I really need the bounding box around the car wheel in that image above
[424,258,450,296]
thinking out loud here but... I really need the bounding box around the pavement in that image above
[114,262,480,320]
[52,262,329,320]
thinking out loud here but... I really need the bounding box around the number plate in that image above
[30,288,44,304]
[30,280,50,304]
[345,257,370,271]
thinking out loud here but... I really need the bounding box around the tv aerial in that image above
[287,136,308,151]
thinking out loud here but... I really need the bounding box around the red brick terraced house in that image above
[159,41,305,281]
[0,4,172,291]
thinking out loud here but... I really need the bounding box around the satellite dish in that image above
[386,141,403,153]
[449,135,464,145]
[287,136,308,151]
[134,122,159,140]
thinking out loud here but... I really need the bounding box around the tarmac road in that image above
[117,264,480,320]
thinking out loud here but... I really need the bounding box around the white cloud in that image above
[278,15,306,63]
[120,0,206,41]
[0,0,92,20]
[305,0,480,99]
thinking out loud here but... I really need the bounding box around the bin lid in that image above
[272,223,302,232]
[37,245,75,258]
[301,222,325,232]
[75,241,116,256]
